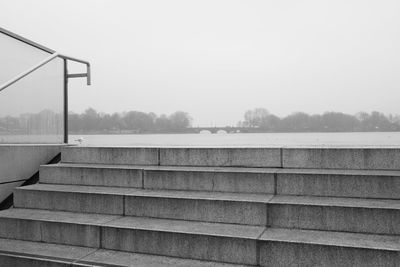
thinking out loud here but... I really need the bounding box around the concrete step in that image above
[101,216,264,265]
[40,163,277,194]
[259,228,400,267]
[0,238,251,267]
[282,147,400,170]
[0,208,120,247]
[62,146,282,167]
[268,195,400,235]
[0,208,264,265]
[277,168,400,199]
[14,184,272,225]
[0,237,95,267]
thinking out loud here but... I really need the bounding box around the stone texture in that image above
[78,249,252,267]
[144,168,276,193]
[0,209,120,247]
[102,228,258,265]
[282,148,400,170]
[61,146,159,165]
[0,238,96,267]
[40,164,143,188]
[268,204,400,235]
[159,147,281,167]
[14,184,127,214]
[277,169,400,199]
[125,195,268,225]
[101,216,263,265]
[260,242,400,267]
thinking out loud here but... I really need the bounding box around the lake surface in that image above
[70,132,400,147]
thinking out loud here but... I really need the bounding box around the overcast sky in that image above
[1,0,400,126]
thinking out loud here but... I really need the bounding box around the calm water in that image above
[70,132,400,147]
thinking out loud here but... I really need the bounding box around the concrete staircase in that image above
[0,146,399,266]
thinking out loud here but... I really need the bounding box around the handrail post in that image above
[63,59,68,144]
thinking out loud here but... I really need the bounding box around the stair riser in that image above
[62,147,282,167]
[40,166,143,188]
[268,205,400,235]
[159,148,281,167]
[144,170,275,194]
[14,190,124,215]
[0,218,100,247]
[61,147,159,165]
[101,227,258,265]
[0,254,72,267]
[283,148,400,170]
[260,242,400,267]
[278,173,400,199]
[125,196,267,225]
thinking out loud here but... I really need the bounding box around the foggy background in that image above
[1,0,399,127]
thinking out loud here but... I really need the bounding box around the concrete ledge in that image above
[125,192,271,225]
[0,238,96,267]
[259,228,400,267]
[282,148,400,170]
[0,209,119,247]
[260,241,400,267]
[40,164,143,188]
[101,216,263,265]
[61,146,159,165]
[277,169,400,199]
[14,185,126,215]
[78,249,252,267]
[144,168,276,194]
[160,147,281,167]
[268,196,400,235]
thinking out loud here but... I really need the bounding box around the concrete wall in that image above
[0,145,63,203]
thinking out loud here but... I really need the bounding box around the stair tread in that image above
[0,208,265,239]
[0,208,121,225]
[44,162,400,176]
[44,162,280,173]
[260,228,400,251]
[270,195,400,209]
[17,184,274,202]
[0,237,95,263]
[78,248,252,267]
[103,216,265,239]
[0,238,250,267]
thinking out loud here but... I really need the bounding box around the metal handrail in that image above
[0,27,91,143]
[0,52,91,92]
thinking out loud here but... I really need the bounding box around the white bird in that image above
[74,137,84,144]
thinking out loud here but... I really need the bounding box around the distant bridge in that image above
[189,127,253,134]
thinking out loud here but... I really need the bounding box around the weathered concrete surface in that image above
[0,208,119,247]
[125,190,270,225]
[0,254,72,267]
[78,249,252,267]
[61,146,159,165]
[277,169,400,199]
[259,242,400,267]
[102,216,262,265]
[14,184,127,215]
[144,167,276,193]
[40,163,143,188]
[160,147,281,167]
[283,148,400,170]
[0,238,96,267]
[0,144,63,203]
[259,228,400,267]
[268,196,400,234]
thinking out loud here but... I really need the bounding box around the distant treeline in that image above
[2,108,400,135]
[69,108,192,134]
[237,108,400,132]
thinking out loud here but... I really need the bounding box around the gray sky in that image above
[1,0,400,126]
